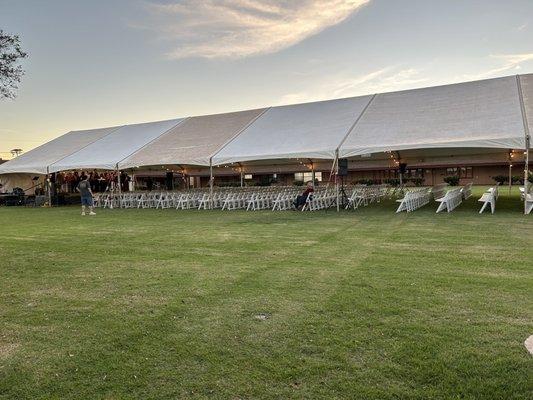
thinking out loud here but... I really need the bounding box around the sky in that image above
[0,0,532,159]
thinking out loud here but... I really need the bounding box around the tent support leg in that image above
[209,160,214,209]
[335,151,340,212]
[525,144,530,215]
[310,159,315,189]
[509,163,512,195]
[517,75,530,214]
[116,166,122,209]
[47,167,52,207]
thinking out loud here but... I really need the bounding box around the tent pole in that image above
[335,150,340,212]
[525,143,530,215]
[396,151,403,188]
[239,163,244,188]
[209,159,214,209]
[310,159,315,189]
[116,165,122,209]
[47,166,52,207]
[509,163,512,195]
[516,75,530,214]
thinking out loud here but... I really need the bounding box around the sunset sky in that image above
[1,0,532,159]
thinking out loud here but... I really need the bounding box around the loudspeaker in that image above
[399,163,407,175]
[165,172,173,190]
[338,158,348,176]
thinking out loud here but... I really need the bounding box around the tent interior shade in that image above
[119,109,266,169]
[49,118,184,172]
[0,126,120,174]
[339,75,528,158]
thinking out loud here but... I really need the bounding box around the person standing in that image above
[77,175,96,216]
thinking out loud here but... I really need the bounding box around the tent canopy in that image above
[49,118,184,172]
[119,109,266,169]
[0,74,530,175]
[0,126,120,174]
[211,96,374,165]
[339,75,527,158]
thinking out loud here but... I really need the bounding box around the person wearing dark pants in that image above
[293,181,314,210]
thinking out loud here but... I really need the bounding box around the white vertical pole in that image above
[47,166,52,207]
[209,159,214,209]
[116,165,122,209]
[310,159,316,189]
[525,144,530,214]
[508,161,512,195]
[516,75,530,214]
[335,151,340,212]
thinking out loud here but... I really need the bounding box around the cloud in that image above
[492,53,533,65]
[138,0,370,59]
[459,52,533,81]
[278,67,429,104]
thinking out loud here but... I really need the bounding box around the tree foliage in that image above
[0,29,27,99]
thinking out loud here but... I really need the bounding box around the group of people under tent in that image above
[52,170,131,193]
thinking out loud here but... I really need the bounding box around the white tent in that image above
[0,74,530,176]
[339,75,528,157]
[119,109,266,169]
[49,118,184,172]
[211,96,374,165]
[0,126,120,175]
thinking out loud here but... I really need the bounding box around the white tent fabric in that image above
[0,126,120,174]
[119,109,266,168]
[49,118,184,172]
[212,96,374,165]
[339,76,527,158]
[0,74,530,176]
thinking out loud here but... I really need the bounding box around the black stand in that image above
[326,176,349,211]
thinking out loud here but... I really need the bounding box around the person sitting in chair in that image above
[293,181,314,210]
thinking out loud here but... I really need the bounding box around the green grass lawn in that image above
[0,188,532,399]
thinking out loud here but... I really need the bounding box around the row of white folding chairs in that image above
[93,193,119,209]
[271,189,301,211]
[519,185,533,214]
[478,184,500,214]
[461,182,473,200]
[302,189,337,211]
[345,185,389,210]
[97,186,338,211]
[435,187,464,213]
[247,191,285,211]
[431,183,448,200]
[396,188,432,213]
[191,186,301,211]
